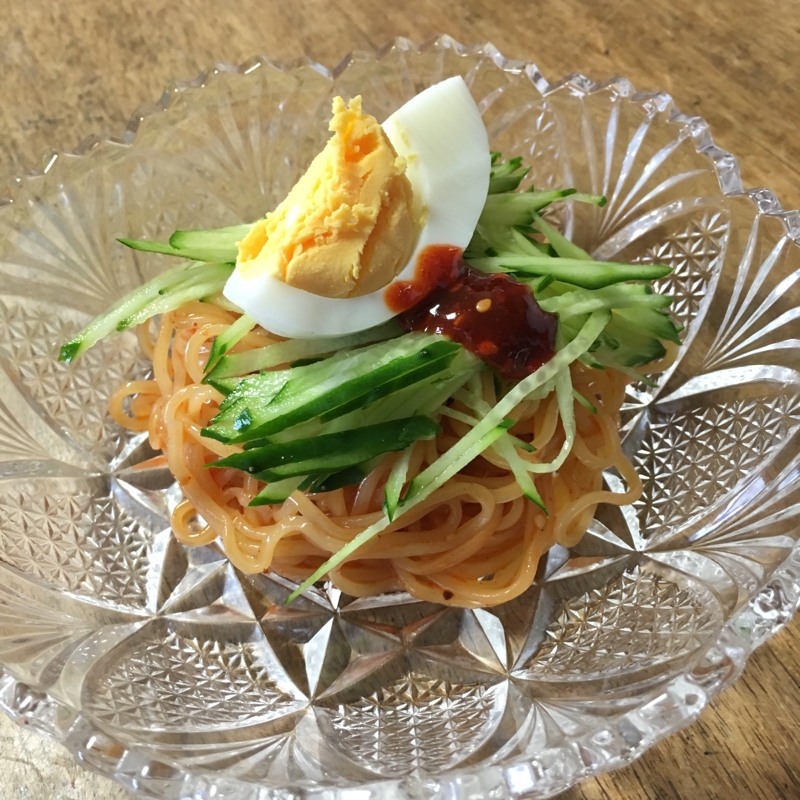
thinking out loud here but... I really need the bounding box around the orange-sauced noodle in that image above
[110,300,658,607]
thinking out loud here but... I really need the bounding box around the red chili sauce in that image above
[385,245,557,380]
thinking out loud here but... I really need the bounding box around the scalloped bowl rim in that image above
[0,33,799,800]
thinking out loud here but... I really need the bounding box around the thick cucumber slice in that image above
[202,369,292,442]
[211,416,440,481]
[204,335,460,444]
[206,375,242,397]
[240,341,460,442]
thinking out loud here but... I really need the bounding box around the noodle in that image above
[112,303,643,607]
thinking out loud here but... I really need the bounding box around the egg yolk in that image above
[237,96,418,299]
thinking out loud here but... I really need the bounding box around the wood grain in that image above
[0,1,798,798]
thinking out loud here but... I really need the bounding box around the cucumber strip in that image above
[204,314,256,375]
[527,273,556,293]
[116,264,234,331]
[488,156,530,194]
[285,310,610,604]
[491,434,546,509]
[536,284,648,313]
[207,322,401,380]
[206,375,242,397]
[447,375,543,496]
[539,290,672,319]
[614,305,683,344]
[579,351,606,371]
[118,237,237,264]
[440,402,535,452]
[468,255,672,289]
[529,210,592,261]
[490,156,524,177]
[573,388,598,414]
[478,189,578,229]
[227,338,460,443]
[203,370,291,441]
[249,475,306,506]
[488,173,530,194]
[306,466,366,494]
[570,193,608,207]
[523,368,576,475]
[213,417,440,480]
[169,224,252,261]
[383,446,414,521]
[488,156,529,191]
[317,348,459,422]
[474,222,543,259]
[59,260,229,362]
[602,317,668,367]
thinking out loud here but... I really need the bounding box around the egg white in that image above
[223,76,490,339]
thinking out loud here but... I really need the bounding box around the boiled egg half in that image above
[223,76,490,338]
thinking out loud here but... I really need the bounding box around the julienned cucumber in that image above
[285,309,612,603]
[244,342,458,442]
[212,416,440,481]
[58,261,234,363]
[118,223,251,264]
[202,334,461,444]
[169,224,252,258]
[204,314,256,374]
[469,256,672,289]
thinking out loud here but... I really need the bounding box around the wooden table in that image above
[0,1,798,798]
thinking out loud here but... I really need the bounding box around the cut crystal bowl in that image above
[0,36,799,800]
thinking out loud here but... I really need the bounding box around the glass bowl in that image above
[0,35,799,800]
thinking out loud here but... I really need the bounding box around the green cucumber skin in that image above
[306,466,366,493]
[468,256,672,289]
[213,339,459,444]
[249,465,367,506]
[212,416,441,476]
[209,417,442,485]
[241,347,457,442]
[248,475,305,506]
